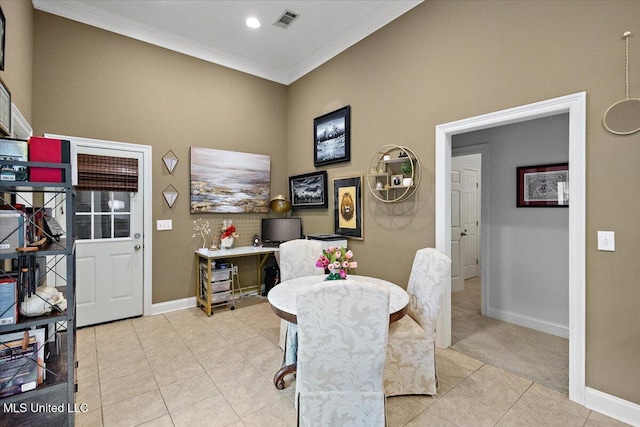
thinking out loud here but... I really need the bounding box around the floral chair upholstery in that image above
[383,248,451,396]
[277,239,324,364]
[296,280,390,427]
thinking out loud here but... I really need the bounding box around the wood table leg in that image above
[274,363,297,389]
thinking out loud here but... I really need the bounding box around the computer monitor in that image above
[261,218,302,246]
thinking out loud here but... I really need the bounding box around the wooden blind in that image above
[76,154,138,192]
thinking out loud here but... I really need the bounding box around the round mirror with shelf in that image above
[367,144,420,202]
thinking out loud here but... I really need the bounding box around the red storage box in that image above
[28,137,70,182]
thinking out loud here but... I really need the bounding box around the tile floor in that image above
[75,297,629,427]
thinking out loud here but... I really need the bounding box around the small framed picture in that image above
[517,163,569,207]
[314,105,351,167]
[391,174,403,187]
[334,175,363,240]
[289,170,328,209]
[0,77,10,136]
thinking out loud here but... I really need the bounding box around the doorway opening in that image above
[434,92,586,404]
[450,122,570,393]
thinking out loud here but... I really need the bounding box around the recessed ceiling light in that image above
[246,17,261,29]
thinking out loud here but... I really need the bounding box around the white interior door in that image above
[450,168,463,292]
[461,167,479,279]
[75,147,144,327]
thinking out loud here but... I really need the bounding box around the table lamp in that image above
[269,194,291,216]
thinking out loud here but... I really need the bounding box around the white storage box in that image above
[212,291,232,303]
[211,280,231,293]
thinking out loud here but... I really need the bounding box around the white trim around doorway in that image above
[434,92,586,405]
[45,134,153,318]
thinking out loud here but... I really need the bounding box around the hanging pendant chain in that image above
[624,31,631,99]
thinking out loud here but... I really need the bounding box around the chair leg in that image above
[384,395,388,427]
[433,340,439,387]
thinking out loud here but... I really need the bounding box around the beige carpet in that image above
[451,277,569,394]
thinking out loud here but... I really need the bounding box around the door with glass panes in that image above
[75,148,144,327]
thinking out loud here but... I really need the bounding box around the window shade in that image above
[76,154,138,192]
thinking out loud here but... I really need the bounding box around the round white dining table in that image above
[268,274,409,324]
[267,274,409,389]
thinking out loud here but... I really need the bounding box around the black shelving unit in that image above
[0,160,76,426]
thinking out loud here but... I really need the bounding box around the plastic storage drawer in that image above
[212,291,232,303]
[210,269,232,282]
[211,280,231,293]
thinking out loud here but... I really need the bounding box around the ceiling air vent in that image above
[273,9,300,29]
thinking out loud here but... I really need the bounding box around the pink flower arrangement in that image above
[315,246,357,279]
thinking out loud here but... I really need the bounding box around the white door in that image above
[450,168,463,292]
[75,147,144,327]
[452,159,481,290]
[461,167,479,279]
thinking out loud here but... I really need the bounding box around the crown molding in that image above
[32,0,288,84]
[33,0,422,85]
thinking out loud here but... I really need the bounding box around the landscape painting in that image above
[190,147,271,213]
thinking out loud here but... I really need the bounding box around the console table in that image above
[195,246,279,315]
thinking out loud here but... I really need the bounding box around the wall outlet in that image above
[597,231,615,251]
[157,219,173,231]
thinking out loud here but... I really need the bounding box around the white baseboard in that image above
[150,297,197,315]
[486,307,569,339]
[585,387,640,427]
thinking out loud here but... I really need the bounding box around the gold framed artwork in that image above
[333,175,363,240]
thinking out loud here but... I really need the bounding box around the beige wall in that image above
[27,0,640,406]
[287,0,640,404]
[32,12,288,303]
[0,0,33,123]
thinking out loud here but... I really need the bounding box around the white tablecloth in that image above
[268,274,409,320]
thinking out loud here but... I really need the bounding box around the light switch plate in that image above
[597,231,615,251]
[157,219,173,231]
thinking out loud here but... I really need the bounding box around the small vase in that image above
[325,272,344,281]
[220,236,234,249]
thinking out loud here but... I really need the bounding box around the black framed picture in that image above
[314,105,351,167]
[334,175,363,240]
[0,6,5,71]
[289,170,328,209]
[517,163,569,207]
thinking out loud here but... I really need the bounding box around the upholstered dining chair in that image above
[383,247,451,396]
[296,280,390,427]
[277,239,323,362]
